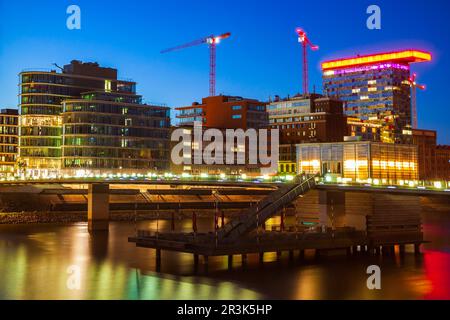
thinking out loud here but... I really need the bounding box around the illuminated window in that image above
[105,80,112,92]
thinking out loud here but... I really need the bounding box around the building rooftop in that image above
[1,109,19,115]
[322,50,432,70]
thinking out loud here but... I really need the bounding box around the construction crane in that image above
[161,32,231,97]
[295,27,319,95]
[408,73,426,129]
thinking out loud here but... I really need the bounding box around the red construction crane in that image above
[161,32,231,97]
[295,27,319,95]
[407,73,426,129]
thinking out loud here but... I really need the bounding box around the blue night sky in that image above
[0,0,449,144]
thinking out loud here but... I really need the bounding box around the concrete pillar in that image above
[315,249,321,260]
[88,183,110,232]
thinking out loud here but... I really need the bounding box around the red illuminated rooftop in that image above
[322,50,432,70]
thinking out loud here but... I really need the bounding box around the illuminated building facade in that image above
[61,91,170,176]
[19,60,136,177]
[176,95,267,130]
[297,141,419,184]
[174,95,269,176]
[267,94,346,174]
[402,128,450,181]
[169,125,263,176]
[322,50,432,143]
[435,146,450,180]
[0,109,19,177]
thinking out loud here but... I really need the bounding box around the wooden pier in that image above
[129,175,426,269]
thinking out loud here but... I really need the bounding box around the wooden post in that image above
[375,246,381,255]
[276,251,282,261]
[259,252,264,264]
[315,249,320,260]
[194,254,199,267]
[346,247,352,256]
[156,249,161,271]
[227,255,233,269]
[88,183,109,232]
[192,212,198,233]
[299,250,305,260]
[289,250,294,261]
[242,254,248,266]
[414,243,421,255]
[221,211,225,228]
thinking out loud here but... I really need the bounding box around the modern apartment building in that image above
[297,141,419,184]
[176,95,268,130]
[61,91,170,176]
[173,95,269,176]
[0,109,19,177]
[267,94,347,173]
[19,60,169,177]
[19,60,137,177]
[322,50,432,143]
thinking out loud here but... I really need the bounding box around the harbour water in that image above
[0,211,449,300]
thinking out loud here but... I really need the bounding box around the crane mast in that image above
[408,73,426,129]
[161,32,231,97]
[295,27,318,95]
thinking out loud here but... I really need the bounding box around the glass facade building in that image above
[19,60,169,177]
[297,141,419,184]
[19,60,136,177]
[322,50,432,143]
[61,91,170,175]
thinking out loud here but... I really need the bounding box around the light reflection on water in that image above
[0,210,449,300]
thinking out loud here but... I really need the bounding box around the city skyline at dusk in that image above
[1,0,449,144]
[1,0,450,306]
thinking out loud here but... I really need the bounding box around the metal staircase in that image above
[217,175,316,243]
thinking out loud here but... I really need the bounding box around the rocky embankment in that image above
[0,210,236,224]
